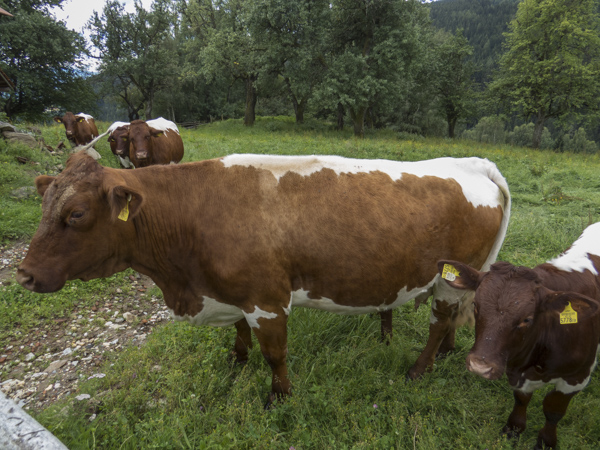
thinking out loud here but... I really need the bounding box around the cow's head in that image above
[129,120,164,163]
[437,260,599,380]
[54,112,86,141]
[16,152,143,293]
[108,125,131,157]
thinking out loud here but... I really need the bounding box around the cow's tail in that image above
[72,130,110,160]
[480,160,511,271]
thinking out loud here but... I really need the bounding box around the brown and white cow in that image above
[128,118,184,168]
[107,121,133,169]
[16,152,510,405]
[54,112,99,147]
[438,222,600,449]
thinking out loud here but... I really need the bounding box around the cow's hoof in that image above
[501,425,523,441]
[229,351,248,366]
[435,347,455,360]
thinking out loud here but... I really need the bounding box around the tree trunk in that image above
[294,98,307,124]
[244,77,257,126]
[350,105,366,138]
[336,103,344,131]
[448,115,458,139]
[144,94,154,120]
[532,110,546,149]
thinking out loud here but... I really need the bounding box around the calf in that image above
[107,121,133,168]
[16,152,510,405]
[54,112,99,147]
[128,118,184,167]
[438,222,600,449]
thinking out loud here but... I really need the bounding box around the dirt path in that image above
[0,241,169,412]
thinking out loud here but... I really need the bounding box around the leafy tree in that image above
[317,0,430,137]
[431,29,475,138]
[488,0,600,148]
[247,0,330,124]
[89,0,179,120]
[0,0,95,120]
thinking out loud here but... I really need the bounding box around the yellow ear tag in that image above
[559,302,578,325]
[441,264,460,281]
[118,194,132,221]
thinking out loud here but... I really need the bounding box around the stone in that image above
[2,131,38,148]
[44,360,68,374]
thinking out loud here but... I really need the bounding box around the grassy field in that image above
[1,116,600,449]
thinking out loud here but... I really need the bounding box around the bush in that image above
[559,128,598,154]
[508,123,554,149]
[461,116,506,144]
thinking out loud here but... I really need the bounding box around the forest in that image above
[1,0,599,150]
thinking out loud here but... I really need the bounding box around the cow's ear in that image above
[35,175,56,197]
[53,116,63,123]
[149,127,164,138]
[437,260,484,290]
[107,185,143,222]
[538,291,600,320]
[76,116,85,123]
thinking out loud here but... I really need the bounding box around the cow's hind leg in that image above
[535,390,576,449]
[233,319,253,364]
[379,310,393,343]
[502,390,532,440]
[245,307,290,408]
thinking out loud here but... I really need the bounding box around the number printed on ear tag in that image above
[560,302,578,325]
[442,264,460,281]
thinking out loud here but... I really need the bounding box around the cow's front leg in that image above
[436,327,455,358]
[502,390,532,440]
[535,390,576,449]
[407,297,456,379]
[245,307,290,408]
[232,319,253,364]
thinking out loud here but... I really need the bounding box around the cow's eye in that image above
[70,211,84,220]
[108,137,115,143]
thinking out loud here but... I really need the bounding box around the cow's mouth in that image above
[16,266,66,293]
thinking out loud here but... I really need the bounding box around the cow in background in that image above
[107,121,134,169]
[438,222,600,449]
[54,112,99,147]
[128,118,184,168]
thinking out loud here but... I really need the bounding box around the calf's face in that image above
[108,126,131,157]
[54,112,84,141]
[16,153,143,293]
[129,121,164,162]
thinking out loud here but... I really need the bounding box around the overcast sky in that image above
[51,0,154,35]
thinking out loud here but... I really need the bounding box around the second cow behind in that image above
[107,118,184,168]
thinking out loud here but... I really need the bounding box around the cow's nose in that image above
[136,152,148,160]
[16,267,35,291]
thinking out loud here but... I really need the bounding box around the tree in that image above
[89,0,179,120]
[488,0,600,148]
[318,0,430,137]
[0,0,95,120]
[432,29,475,138]
[247,0,330,124]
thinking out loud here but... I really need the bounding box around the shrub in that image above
[461,116,506,144]
[559,128,598,154]
[508,123,554,149]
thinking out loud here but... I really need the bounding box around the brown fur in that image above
[128,120,184,168]
[54,112,99,146]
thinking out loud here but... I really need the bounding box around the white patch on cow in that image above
[548,222,600,275]
[108,121,130,133]
[220,154,505,209]
[147,117,180,134]
[169,296,244,327]
[243,306,279,329]
[516,344,600,394]
[283,295,292,316]
[118,156,135,169]
[76,112,94,120]
[429,275,469,324]
[290,279,435,315]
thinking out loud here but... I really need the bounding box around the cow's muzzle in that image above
[135,151,148,160]
[16,266,65,293]
[466,354,503,380]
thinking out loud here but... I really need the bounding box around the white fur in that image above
[147,117,179,134]
[548,222,600,275]
[107,121,130,133]
[76,112,93,120]
[243,306,278,329]
[118,156,135,169]
[170,297,244,327]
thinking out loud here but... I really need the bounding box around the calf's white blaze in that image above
[548,222,600,275]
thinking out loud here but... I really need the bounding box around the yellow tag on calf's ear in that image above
[117,194,132,221]
[559,302,578,325]
[441,264,460,282]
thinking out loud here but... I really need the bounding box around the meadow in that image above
[1,116,599,449]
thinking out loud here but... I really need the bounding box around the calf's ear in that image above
[539,291,600,319]
[149,127,164,138]
[107,185,144,222]
[53,116,63,123]
[437,260,484,290]
[35,175,56,197]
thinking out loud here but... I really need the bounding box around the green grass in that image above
[2,116,600,449]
